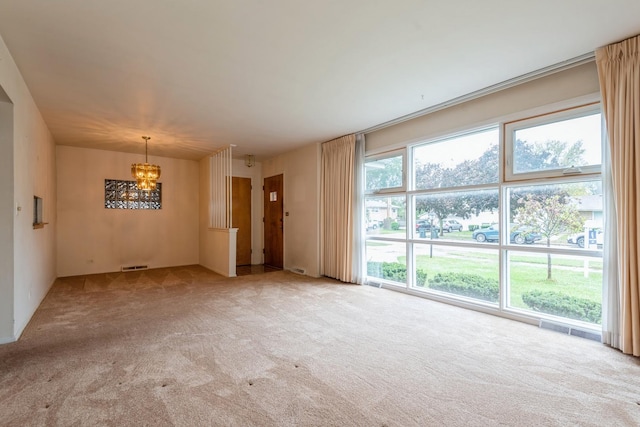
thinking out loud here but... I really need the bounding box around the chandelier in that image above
[131,136,161,191]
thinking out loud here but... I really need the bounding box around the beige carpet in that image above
[1,265,639,426]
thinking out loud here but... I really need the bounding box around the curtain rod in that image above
[359,52,596,135]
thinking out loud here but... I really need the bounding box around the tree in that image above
[514,194,584,280]
[513,139,586,173]
[365,156,402,192]
[408,139,587,236]
[414,146,500,234]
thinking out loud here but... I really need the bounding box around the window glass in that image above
[509,109,601,176]
[508,251,602,324]
[365,196,406,237]
[507,180,602,250]
[413,244,499,304]
[413,128,498,190]
[366,241,407,285]
[365,152,404,193]
[413,189,499,241]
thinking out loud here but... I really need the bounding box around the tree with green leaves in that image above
[513,139,586,173]
[514,194,584,280]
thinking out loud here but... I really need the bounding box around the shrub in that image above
[468,224,479,232]
[391,222,400,230]
[367,262,427,286]
[521,290,601,324]
[428,272,498,302]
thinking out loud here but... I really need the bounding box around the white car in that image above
[568,229,603,248]
[366,220,379,230]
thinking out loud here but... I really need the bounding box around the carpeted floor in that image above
[1,265,639,426]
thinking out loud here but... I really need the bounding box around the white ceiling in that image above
[0,1,638,161]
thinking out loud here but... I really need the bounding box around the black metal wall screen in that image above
[105,179,162,209]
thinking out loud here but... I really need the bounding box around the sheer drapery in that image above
[596,35,640,356]
[602,131,621,349]
[352,134,366,284]
[320,134,358,283]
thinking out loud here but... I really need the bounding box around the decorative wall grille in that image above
[104,179,162,210]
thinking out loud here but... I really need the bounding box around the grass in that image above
[366,242,391,247]
[376,251,601,310]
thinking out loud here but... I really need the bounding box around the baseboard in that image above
[0,334,17,345]
[12,275,58,342]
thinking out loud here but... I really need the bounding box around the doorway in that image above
[232,176,252,266]
[263,174,283,268]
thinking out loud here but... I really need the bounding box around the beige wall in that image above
[262,142,321,277]
[366,62,601,153]
[0,35,57,343]
[57,146,199,277]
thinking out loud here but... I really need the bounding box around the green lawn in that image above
[376,251,601,310]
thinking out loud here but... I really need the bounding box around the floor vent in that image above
[364,281,382,288]
[539,320,601,342]
[290,267,306,275]
[121,265,148,272]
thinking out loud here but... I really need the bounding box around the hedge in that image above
[521,290,601,324]
[367,262,427,286]
[428,272,499,302]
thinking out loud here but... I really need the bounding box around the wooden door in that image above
[263,174,283,268]
[232,177,252,266]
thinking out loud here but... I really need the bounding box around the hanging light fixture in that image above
[245,154,255,168]
[131,136,161,191]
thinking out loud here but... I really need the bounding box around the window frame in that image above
[364,149,406,195]
[504,103,602,181]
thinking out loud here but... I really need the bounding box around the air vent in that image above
[290,267,306,275]
[121,265,148,272]
[539,319,601,341]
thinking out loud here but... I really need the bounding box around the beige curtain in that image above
[321,134,356,282]
[596,35,640,356]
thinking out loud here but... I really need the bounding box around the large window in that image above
[365,102,603,329]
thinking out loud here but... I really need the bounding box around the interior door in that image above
[263,174,283,268]
[232,176,252,266]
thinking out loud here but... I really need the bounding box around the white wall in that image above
[57,146,199,276]
[262,142,321,277]
[0,34,57,342]
[366,62,601,153]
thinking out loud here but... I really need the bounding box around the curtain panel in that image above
[321,134,357,283]
[596,34,640,356]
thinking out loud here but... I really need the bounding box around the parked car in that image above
[472,224,542,244]
[568,229,603,248]
[442,219,463,232]
[366,219,379,230]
